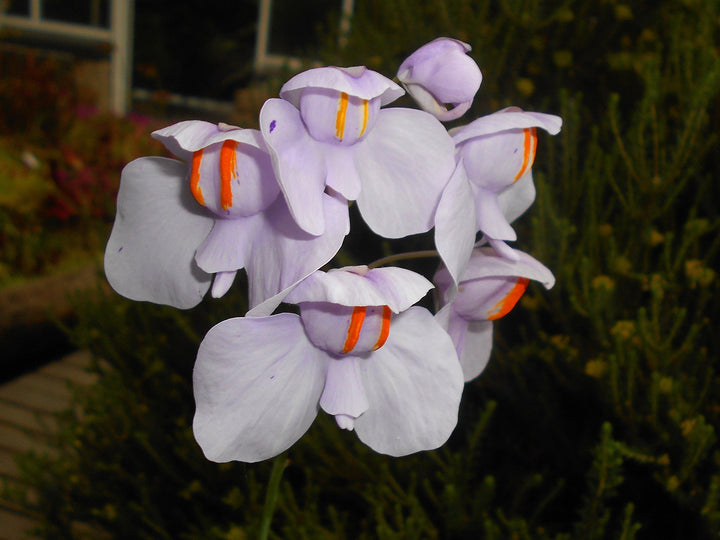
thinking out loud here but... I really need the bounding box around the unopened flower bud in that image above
[397,37,482,121]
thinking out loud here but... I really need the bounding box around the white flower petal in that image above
[354,307,463,456]
[319,357,369,419]
[193,314,327,463]
[104,157,213,309]
[434,161,477,288]
[260,98,328,235]
[355,108,455,238]
[459,319,494,382]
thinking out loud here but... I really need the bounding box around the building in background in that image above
[0,0,133,114]
[0,0,353,118]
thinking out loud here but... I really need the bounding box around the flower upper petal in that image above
[279,66,404,108]
[451,107,563,145]
[151,120,221,161]
[355,107,455,238]
[104,157,213,309]
[460,246,555,287]
[153,121,266,160]
[193,314,327,463]
[284,266,433,313]
[260,98,328,235]
[354,307,463,456]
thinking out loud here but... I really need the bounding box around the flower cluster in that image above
[104,38,561,462]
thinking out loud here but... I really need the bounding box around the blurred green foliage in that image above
[0,49,164,283]
[4,0,720,538]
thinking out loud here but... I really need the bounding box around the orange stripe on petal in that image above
[190,150,205,206]
[530,127,538,166]
[335,92,349,141]
[487,278,529,320]
[514,127,537,182]
[371,305,392,351]
[359,99,369,137]
[219,140,238,211]
[342,306,367,353]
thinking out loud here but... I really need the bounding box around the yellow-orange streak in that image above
[219,140,238,211]
[514,127,537,182]
[190,150,205,206]
[342,306,367,353]
[358,99,369,137]
[487,278,530,320]
[335,92,349,141]
[371,306,392,351]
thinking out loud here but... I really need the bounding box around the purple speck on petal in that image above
[118,246,123,252]
[513,148,518,153]
[269,120,277,133]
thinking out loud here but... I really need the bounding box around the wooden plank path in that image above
[0,350,97,540]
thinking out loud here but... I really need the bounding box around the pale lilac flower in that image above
[434,247,555,381]
[397,37,482,121]
[453,107,562,257]
[433,107,562,286]
[104,121,348,313]
[193,266,464,462]
[259,66,456,238]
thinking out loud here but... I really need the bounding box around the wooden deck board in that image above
[60,350,93,369]
[0,401,56,434]
[0,447,20,478]
[0,350,95,539]
[0,424,58,458]
[0,508,36,540]
[37,362,97,386]
[0,377,74,413]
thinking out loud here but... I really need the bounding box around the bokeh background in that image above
[1,0,719,538]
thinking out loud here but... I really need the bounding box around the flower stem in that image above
[259,453,288,540]
[367,250,439,269]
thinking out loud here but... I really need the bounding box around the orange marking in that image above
[359,99,369,137]
[219,140,238,211]
[335,92,349,141]
[487,278,529,320]
[371,306,392,351]
[342,306,366,353]
[189,150,205,206]
[514,127,537,182]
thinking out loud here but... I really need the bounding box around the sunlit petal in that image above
[354,307,463,456]
[104,157,213,309]
[193,314,327,463]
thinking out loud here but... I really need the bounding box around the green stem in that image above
[367,250,439,269]
[259,454,288,540]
